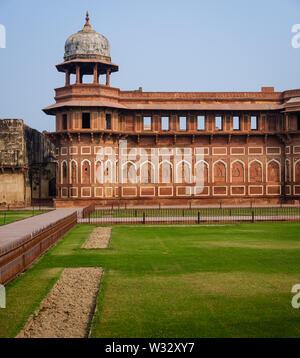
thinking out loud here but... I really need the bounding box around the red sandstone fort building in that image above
[42,13,300,207]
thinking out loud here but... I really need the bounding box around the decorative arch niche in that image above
[176,161,191,184]
[267,160,280,183]
[140,161,155,184]
[122,161,137,184]
[70,160,77,184]
[104,160,112,183]
[95,161,103,184]
[81,160,91,184]
[195,161,209,184]
[249,160,263,183]
[231,160,245,183]
[62,161,68,185]
[159,161,173,184]
[213,161,226,183]
[285,159,291,182]
[295,160,300,182]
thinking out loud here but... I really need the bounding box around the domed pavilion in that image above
[56,12,118,87]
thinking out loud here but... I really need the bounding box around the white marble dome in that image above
[64,13,111,62]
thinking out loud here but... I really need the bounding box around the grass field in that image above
[0,210,49,226]
[1,223,300,337]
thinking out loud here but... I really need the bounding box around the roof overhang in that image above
[43,100,127,115]
[56,58,119,75]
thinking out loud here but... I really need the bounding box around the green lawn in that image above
[0,210,49,226]
[1,223,300,337]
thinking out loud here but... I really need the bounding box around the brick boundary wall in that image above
[0,212,77,285]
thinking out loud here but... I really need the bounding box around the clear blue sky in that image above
[0,0,300,132]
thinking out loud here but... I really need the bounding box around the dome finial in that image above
[85,11,91,27]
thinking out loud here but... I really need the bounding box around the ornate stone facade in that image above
[43,14,300,207]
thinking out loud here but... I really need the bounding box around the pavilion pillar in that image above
[284,113,289,132]
[93,64,98,84]
[106,69,111,86]
[65,70,70,86]
[76,65,80,84]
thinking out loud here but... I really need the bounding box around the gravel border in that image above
[82,227,112,249]
[17,267,103,338]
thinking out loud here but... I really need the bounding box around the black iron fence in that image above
[79,206,300,225]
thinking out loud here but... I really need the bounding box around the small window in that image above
[105,114,112,130]
[233,116,240,131]
[82,113,90,129]
[62,114,67,130]
[179,116,187,131]
[143,116,152,131]
[215,116,223,130]
[251,116,258,130]
[197,116,205,131]
[161,116,169,131]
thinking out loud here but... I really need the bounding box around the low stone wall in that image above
[0,211,77,285]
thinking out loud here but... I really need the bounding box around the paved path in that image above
[0,208,78,251]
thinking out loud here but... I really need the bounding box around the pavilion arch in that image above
[176,160,192,184]
[266,159,281,183]
[230,159,245,183]
[70,159,78,184]
[61,160,68,185]
[248,159,263,183]
[159,160,173,184]
[294,159,300,182]
[195,160,209,184]
[212,160,227,183]
[140,160,155,184]
[121,160,137,184]
[94,160,103,184]
[81,159,91,184]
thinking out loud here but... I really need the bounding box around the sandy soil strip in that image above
[82,227,112,249]
[17,267,103,338]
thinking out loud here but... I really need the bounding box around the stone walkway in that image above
[17,267,103,338]
[0,208,79,252]
[82,227,112,249]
